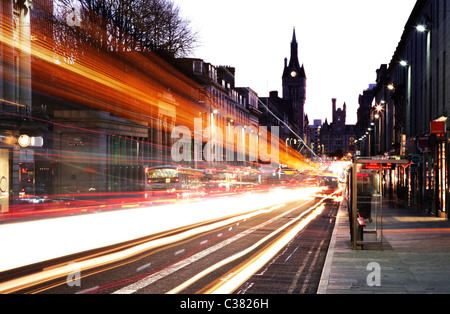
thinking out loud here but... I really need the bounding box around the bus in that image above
[144,166,205,199]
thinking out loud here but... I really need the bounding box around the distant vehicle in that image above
[20,196,49,204]
[319,175,339,194]
[144,166,205,199]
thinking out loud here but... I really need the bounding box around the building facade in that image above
[0,0,54,212]
[310,119,322,158]
[177,58,269,169]
[361,0,450,218]
[0,4,314,215]
[321,99,356,158]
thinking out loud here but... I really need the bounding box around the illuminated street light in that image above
[387,84,395,90]
[416,24,427,32]
[400,60,408,67]
[18,134,31,147]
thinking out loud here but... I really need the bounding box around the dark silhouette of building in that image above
[321,99,356,158]
[259,28,309,156]
[282,29,307,139]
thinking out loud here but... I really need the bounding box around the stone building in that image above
[321,99,356,158]
[365,0,450,217]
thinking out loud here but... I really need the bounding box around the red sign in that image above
[364,163,395,170]
[430,121,446,135]
[417,136,430,149]
[364,163,381,169]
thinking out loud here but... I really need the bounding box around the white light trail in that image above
[0,204,284,294]
[166,202,325,294]
[206,204,326,294]
[0,187,319,273]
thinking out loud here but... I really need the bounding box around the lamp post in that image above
[373,103,384,155]
[399,60,411,138]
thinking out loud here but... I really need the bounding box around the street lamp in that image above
[18,134,31,147]
[374,108,383,154]
[416,24,427,32]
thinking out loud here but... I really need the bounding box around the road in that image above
[2,188,340,295]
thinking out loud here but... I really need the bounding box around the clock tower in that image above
[282,28,307,137]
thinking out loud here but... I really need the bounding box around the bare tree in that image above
[54,0,198,57]
[136,0,198,57]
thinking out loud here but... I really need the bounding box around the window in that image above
[193,61,202,75]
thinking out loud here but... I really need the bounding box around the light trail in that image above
[166,201,327,294]
[0,7,316,171]
[110,203,294,295]
[0,187,320,293]
[0,187,319,272]
[205,204,325,294]
[0,203,282,294]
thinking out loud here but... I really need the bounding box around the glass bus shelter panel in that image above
[356,168,381,223]
[352,163,383,249]
[351,156,411,249]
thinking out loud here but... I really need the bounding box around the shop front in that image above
[430,120,447,219]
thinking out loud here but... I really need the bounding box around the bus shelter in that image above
[349,156,410,249]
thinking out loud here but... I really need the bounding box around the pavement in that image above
[318,197,450,294]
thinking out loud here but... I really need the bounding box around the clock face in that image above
[291,71,297,77]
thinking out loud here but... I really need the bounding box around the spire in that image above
[282,27,306,79]
[290,27,298,62]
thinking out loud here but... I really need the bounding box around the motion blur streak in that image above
[166,201,326,294]
[0,202,285,294]
[110,203,292,294]
[0,188,319,280]
[0,11,311,170]
[206,204,326,294]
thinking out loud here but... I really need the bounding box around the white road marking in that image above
[175,249,185,256]
[285,246,299,262]
[76,286,99,294]
[112,203,302,294]
[136,263,152,272]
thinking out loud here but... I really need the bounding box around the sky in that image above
[172,0,418,125]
